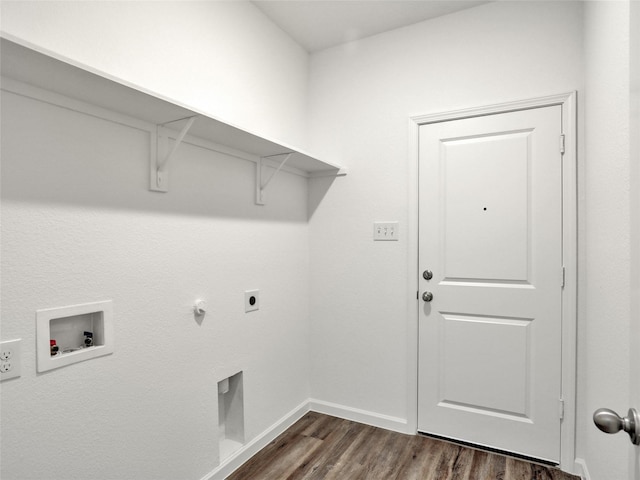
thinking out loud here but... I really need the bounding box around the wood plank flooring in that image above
[227,412,580,480]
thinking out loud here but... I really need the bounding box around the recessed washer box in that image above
[36,300,114,372]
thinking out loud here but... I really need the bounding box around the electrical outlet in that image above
[0,339,22,381]
[245,290,259,313]
[373,221,399,241]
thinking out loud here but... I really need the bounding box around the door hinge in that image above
[559,398,565,420]
[561,266,565,288]
[560,134,566,155]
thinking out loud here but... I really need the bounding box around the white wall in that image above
[0,84,311,480]
[579,2,633,479]
[0,0,310,147]
[308,1,640,478]
[307,0,583,430]
[0,3,312,480]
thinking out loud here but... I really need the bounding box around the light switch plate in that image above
[373,222,399,241]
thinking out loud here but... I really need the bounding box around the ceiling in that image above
[252,0,490,53]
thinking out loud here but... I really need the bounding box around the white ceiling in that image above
[252,1,490,53]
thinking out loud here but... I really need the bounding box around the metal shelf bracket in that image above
[256,152,292,205]
[150,116,197,192]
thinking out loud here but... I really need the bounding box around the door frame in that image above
[406,92,577,473]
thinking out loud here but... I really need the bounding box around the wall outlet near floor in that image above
[0,339,22,381]
[373,221,399,241]
[245,290,259,313]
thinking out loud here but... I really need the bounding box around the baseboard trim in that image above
[308,398,409,434]
[574,458,592,480]
[201,400,309,480]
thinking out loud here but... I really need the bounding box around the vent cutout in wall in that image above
[218,371,245,461]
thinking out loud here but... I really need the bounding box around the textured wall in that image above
[307,0,583,428]
[0,85,311,480]
[0,0,310,147]
[0,2,312,479]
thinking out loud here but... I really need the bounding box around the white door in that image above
[417,106,564,463]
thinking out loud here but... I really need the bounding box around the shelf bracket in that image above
[150,116,197,192]
[256,153,292,205]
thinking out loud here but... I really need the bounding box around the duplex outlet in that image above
[245,290,259,313]
[0,339,22,381]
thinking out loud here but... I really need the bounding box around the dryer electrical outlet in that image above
[245,290,259,313]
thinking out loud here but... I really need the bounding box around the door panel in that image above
[418,106,563,462]
[440,314,531,417]
[443,131,530,282]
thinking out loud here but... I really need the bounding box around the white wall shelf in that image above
[0,35,346,202]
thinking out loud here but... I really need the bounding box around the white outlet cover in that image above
[0,339,22,381]
[245,290,259,312]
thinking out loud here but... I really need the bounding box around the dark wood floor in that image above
[227,412,579,480]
